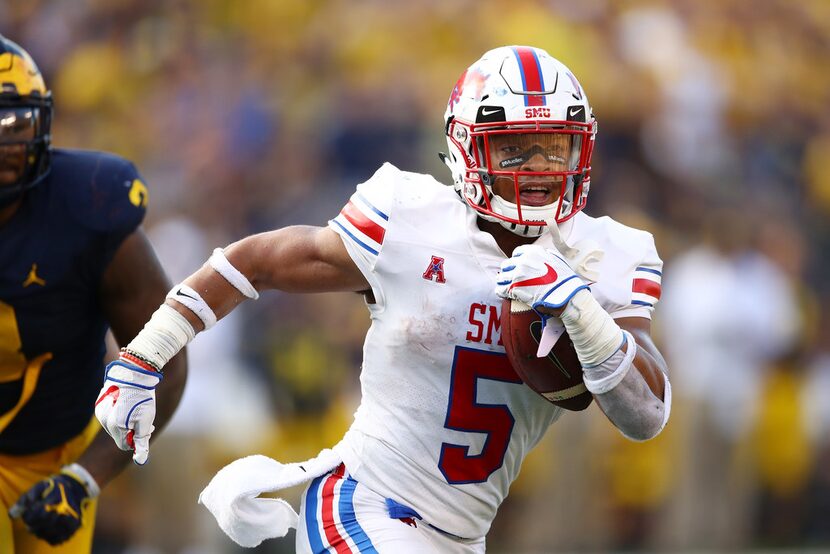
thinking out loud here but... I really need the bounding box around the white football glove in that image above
[94,360,162,465]
[496,244,590,311]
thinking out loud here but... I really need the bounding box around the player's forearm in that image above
[74,430,132,488]
[594,333,671,440]
[585,345,670,441]
[591,348,670,441]
[119,246,257,373]
[175,259,250,331]
[557,290,671,441]
[123,226,365,373]
[114,232,277,374]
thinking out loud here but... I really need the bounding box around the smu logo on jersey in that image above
[423,256,446,284]
[525,107,551,118]
[466,302,503,346]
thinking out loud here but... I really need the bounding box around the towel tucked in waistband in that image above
[198,448,341,548]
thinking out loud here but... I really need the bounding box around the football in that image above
[501,299,593,411]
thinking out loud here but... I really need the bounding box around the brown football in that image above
[501,298,593,411]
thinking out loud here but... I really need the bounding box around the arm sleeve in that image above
[328,163,398,309]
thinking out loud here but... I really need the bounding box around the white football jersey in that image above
[328,163,662,539]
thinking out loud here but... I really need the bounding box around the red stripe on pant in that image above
[321,466,353,553]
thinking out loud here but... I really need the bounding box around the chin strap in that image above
[489,195,553,237]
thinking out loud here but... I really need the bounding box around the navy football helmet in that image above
[0,34,52,209]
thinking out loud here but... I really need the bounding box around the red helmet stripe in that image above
[511,47,545,107]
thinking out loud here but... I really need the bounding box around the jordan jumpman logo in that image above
[23,263,46,287]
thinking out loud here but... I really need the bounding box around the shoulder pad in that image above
[589,216,661,266]
[50,149,148,234]
[569,214,664,317]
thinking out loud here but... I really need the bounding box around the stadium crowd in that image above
[3,0,829,551]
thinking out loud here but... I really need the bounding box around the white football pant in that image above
[296,464,486,554]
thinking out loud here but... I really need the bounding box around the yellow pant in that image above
[0,418,100,554]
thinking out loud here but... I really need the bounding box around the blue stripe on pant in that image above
[304,471,378,553]
[338,477,378,552]
[305,475,327,553]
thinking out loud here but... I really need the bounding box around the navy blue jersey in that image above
[0,148,147,454]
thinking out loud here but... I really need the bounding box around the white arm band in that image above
[125,304,196,371]
[166,284,217,330]
[125,248,256,368]
[209,248,259,300]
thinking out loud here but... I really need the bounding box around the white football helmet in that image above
[442,46,596,236]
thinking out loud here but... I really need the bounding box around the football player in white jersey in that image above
[94,46,671,553]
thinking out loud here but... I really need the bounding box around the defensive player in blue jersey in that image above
[0,35,187,552]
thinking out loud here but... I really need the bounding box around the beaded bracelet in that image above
[120,348,163,374]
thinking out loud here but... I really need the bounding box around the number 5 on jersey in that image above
[439,347,522,484]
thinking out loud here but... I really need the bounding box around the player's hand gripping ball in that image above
[496,244,593,410]
[500,299,593,410]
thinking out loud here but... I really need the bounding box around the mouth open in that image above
[518,183,556,207]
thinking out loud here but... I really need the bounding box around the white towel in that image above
[198,448,341,548]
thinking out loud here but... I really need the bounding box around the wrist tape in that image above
[582,330,637,394]
[560,289,624,368]
[125,304,196,371]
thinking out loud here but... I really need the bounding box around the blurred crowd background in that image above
[3,0,830,552]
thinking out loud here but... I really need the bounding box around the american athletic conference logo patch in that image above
[422,256,446,284]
